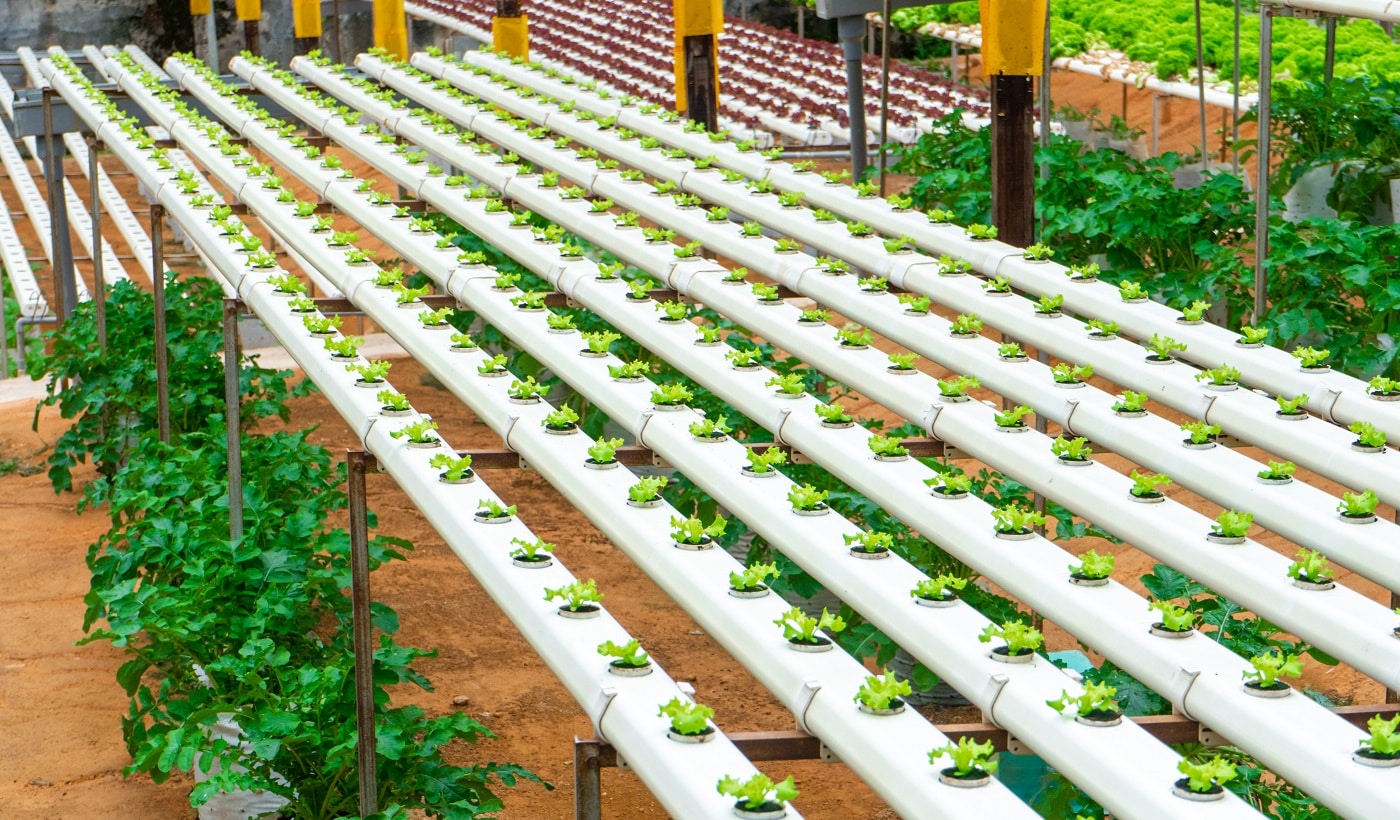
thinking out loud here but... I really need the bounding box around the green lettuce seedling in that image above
[1024,243,1053,261]
[774,607,845,643]
[925,473,973,495]
[598,639,648,668]
[951,314,982,335]
[931,737,998,778]
[992,504,1045,535]
[508,377,541,401]
[587,437,623,464]
[657,300,689,322]
[726,348,762,367]
[912,574,968,601]
[729,562,780,592]
[689,415,732,438]
[477,354,508,375]
[608,361,649,380]
[716,774,798,812]
[1196,364,1241,386]
[1212,509,1254,538]
[1360,715,1400,757]
[671,515,727,545]
[1113,391,1148,413]
[544,579,602,611]
[1070,549,1115,579]
[1350,421,1387,448]
[390,418,438,444]
[1035,293,1065,314]
[751,282,780,301]
[835,324,873,347]
[324,336,362,359]
[1051,435,1093,461]
[995,405,1033,428]
[1180,300,1211,322]
[1292,346,1331,368]
[650,383,693,406]
[898,293,932,314]
[303,314,342,335]
[706,206,730,222]
[979,620,1043,655]
[787,484,828,511]
[347,360,391,383]
[1178,758,1237,794]
[868,435,909,458]
[1276,393,1309,415]
[1240,325,1270,344]
[774,238,804,253]
[745,447,788,474]
[983,275,1013,293]
[419,307,454,327]
[628,476,667,504]
[658,698,713,735]
[582,330,621,355]
[888,352,920,371]
[1181,421,1221,444]
[377,390,410,412]
[856,670,912,711]
[1338,488,1379,517]
[430,454,474,481]
[1257,460,1296,481]
[800,307,831,324]
[965,223,997,240]
[1069,262,1099,280]
[546,312,576,331]
[1051,363,1092,384]
[844,531,893,553]
[1126,470,1170,499]
[1287,549,1334,583]
[815,403,852,424]
[544,407,579,430]
[998,342,1025,359]
[1119,280,1148,301]
[1087,319,1119,337]
[1369,376,1400,396]
[939,375,980,397]
[695,325,723,343]
[766,373,806,396]
[1047,681,1119,717]
[1243,650,1302,688]
[1150,600,1195,632]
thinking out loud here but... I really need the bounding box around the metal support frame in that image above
[87,136,106,346]
[837,15,869,180]
[1253,5,1273,324]
[206,11,219,72]
[1324,15,1338,83]
[347,449,379,816]
[223,297,244,543]
[1233,0,1242,171]
[876,0,892,196]
[1194,0,1211,168]
[41,88,77,322]
[335,0,345,64]
[150,205,170,443]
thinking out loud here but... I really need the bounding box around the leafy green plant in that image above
[855,670,912,711]
[1275,393,1310,415]
[419,307,454,327]
[546,312,576,331]
[1087,319,1119,337]
[925,473,973,496]
[377,390,411,412]
[1359,715,1400,759]
[587,437,623,464]
[1338,488,1379,517]
[774,607,845,644]
[1369,376,1400,397]
[740,221,764,238]
[394,283,431,305]
[979,620,1044,655]
[966,223,998,240]
[390,418,439,444]
[1350,421,1387,448]
[992,504,1046,535]
[930,737,998,778]
[1196,364,1241,386]
[898,293,932,314]
[1047,681,1119,718]
[1240,325,1270,345]
[1150,599,1195,632]
[658,698,713,736]
[1113,391,1148,413]
[1118,280,1148,301]
[627,277,656,300]
[323,336,362,359]
[950,314,982,335]
[544,407,580,430]
[598,639,648,669]
[766,373,806,396]
[674,240,703,259]
[544,579,603,612]
[912,574,968,601]
[508,377,542,401]
[939,374,981,397]
[671,514,727,545]
[430,453,474,482]
[650,383,694,406]
[799,307,830,324]
[1130,470,1171,498]
[868,435,909,458]
[1051,362,1092,384]
[1035,293,1065,315]
[730,562,780,592]
[1067,262,1099,281]
[716,773,798,812]
[347,360,391,383]
[836,324,872,347]
[774,237,804,253]
[629,476,668,504]
[1211,509,1254,539]
[787,484,829,512]
[689,416,731,438]
[1292,346,1331,369]
[998,342,1025,359]
[477,354,509,375]
[1024,243,1054,261]
[1051,435,1093,461]
[745,447,788,474]
[1181,421,1221,444]
[1243,650,1302,689]
[1178,757,1237,794]
[844,531,893,554]
[267,273,306,294]
[815,403,852,424]
[1287,549,1335,584]
[846,221,874,238]
[1179,299,1212,322]
[888,352,920,371]
[995,405,1033,427]
[883,235,916,254]
[1257,460,1296,481]
[1070,550,1115,580]
[983,275,1012,294]
[303,314,342,335]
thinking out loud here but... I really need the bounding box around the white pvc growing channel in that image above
[258,50,1400,816]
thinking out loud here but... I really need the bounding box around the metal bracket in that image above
[1006,735,1033,756]
[818,741,841,764]
[1198,724,1228,747]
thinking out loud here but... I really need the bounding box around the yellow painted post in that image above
[294,0,323,39]
[492,1,530,59]
[374,0,409,61]
[673,0,722,123]
[235,0,261,21]
[190,0,211,15]
[236,0,262,56]
[977,0,1046,77]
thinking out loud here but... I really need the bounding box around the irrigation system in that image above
[3,8,1400,817]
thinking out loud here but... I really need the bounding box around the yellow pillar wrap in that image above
[374,0,409,61]
[672,0,722,112]
[235,0,261,22]
[492,15,530,60]
[190,0,211,16]
[977,0,1046,76]
[294,0,322,38]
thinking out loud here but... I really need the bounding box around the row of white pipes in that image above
[188,53,1254,819]
[344,52,1400,696]
[457,47,1400,449]
[247,53,1398,817]
[43,49,786,820]
[157,52,1047,820]
[404,51,1400,596]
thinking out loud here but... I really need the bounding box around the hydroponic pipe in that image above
[411,53,1400,515]
[166,57,1049,819]
[209,58,1268,819]
[301,54,1400,697]
[246,58,1398,817]
[451,48,1400,446]
[47,53,781,820]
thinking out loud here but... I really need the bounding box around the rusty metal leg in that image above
[574,739,602,820]
[150,205,170,443]
[223,298,243,543]
[348,450,379,814]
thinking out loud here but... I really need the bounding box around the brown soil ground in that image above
[0,45,1376,820]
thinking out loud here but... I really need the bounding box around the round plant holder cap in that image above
[874,454,909,462]
[931,488,970,500]
[626,497,664,509]
[583,459,619,471]
[1057,457,1093,467]
[693,433,729,444]
[1352,443,1385,454]
[666,727,715,744]
[1206,534,1246,545]
[1339,512,1378,525]
[557,604,601,620]
[1352,750,1400,768]
[1370,392,1400,402]
[1243,681,1292,699]
[821,420,855,429]
[1257,475,1293,485]
[1145,356,1175,365]
[741,466,778,478]
[1236,340,1264,349]
[607,662,653,678]
[547,327,576,335]
[788,637,833,653]
[1150,623,1194,639]
[1204,382,1238,392]
[1068,574,1110,587]
[995,530,1037,541]
[887,366,917,376]
[474,512,513,525]
[379,407,414,418]
[857,700,906,716]
[914,594,960,608]
[1115,409,1147,418]
[733,802,787,820]
[728,586,770,599]
[941,394,972,403]
[1276,411,1308,421]
[849,547,891,560]
[1300,365,1331,374]
[1054,381,1087,389]
[511,555,553,569]
[984,289,1012,297]
[1034,311,1062,319]
[478,369,510,379]
[1130,492,1165,504]
[939,769,992,789]
[579,350,609,358]
[772,391,806,400]
[651,403,689,412]
[1000,355,1029,363]
[1173,781,1226,802]
[1075,711,1123,727]
[839,343,869,351]
[1292,577,1336,591]
[989,647,1035,664]
[329,354,359,363]
[997,424,1031,434]
[439,472,476,485]
[450,346,478,354]
[407,440,440,450]
[543,425,579,436]
[792,507,829,517]
[673,539,714,551]
[353,378,385,390]
[1182,440,1218,450]
[1088,332,1117,341]
[732,364,762,372]
[508,396,541,406]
